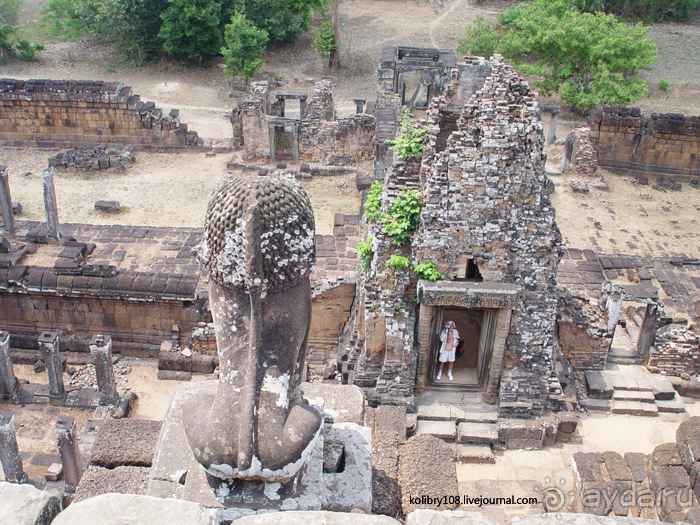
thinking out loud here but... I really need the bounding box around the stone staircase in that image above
[414,392,499,464]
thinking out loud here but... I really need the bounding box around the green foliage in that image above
[241,0,322,46]
[159,0,222,62]
[571,0,700,22]
[381,189,421,247]
[413,260,447,281]
[221,12,268,83]
[457,16,499,58]
[0,0,22,24]
[13,38,43,60]
[356,238,373,271]
[387,254,410,271]
[497,4,527,26]
[658,77,670,91]
[312,20,337,60]
[364,182,383,223]
[388,109,426,161]
[462,0,657,112]
[42,0,167,62]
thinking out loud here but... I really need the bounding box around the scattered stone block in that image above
[580,399,610,411]
[301,383,365,425]
[651,443,683,467]
[558,412,578,433]
[11,202,21,215]
[651,375,677,401]
[90,419,162,469]
[44,462,63,482]
[0,481,61,524]
[356,171,373,191]
[624,452,649,483]
[94,200,120,213]
[656,399,685,413]
[585,371,613,399]
[457,422,498,444]
[157,370,192,381]
[602,451,632,481]
[676,417,700,469]
[74,465,150,502]
[374,405,407,442]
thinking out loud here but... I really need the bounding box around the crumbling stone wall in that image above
[646,326,700,377]
[556,291,613,370]
[415,56,563,417]
[0,79,204,151]
[589,105,700,181]
[235,80,375,165]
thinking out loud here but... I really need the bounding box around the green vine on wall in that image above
[387,108,427,160]
[413,260,447,281]
[387,254,410,271]
[381,189,422,246]
[356,237,373,271]
[364,181,383,223]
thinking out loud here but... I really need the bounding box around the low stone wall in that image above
[646,326,700,377]
[588,105,700,181]
[0,78,204,152]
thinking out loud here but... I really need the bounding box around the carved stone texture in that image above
[185,175,322,487]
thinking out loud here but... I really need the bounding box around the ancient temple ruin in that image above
[338,54,564,418]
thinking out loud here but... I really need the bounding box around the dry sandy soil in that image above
[2,0,699,237]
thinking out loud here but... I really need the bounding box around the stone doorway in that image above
[268,118,299,163]
[415,280,520,401]
[428,307,499,389]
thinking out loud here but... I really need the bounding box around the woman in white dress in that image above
[436,320,459,381]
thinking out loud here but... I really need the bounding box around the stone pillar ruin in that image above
[55,416,82,487]
[38,332,64,402]
[42,168,62,244]
[0,331,19,402]
[637,302,662,357]
[353,98,366,114]
[184,175,322,492]
[0,412,28,483]
[90,335,119,406]
[561,135,574,172]
[484,308,512,404]
[0,166,15,236]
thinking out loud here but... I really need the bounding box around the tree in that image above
[159,0,222,64]
[241,0,322,46]
[458,0,657,111]
[221,12,268,87]
[312,21,338,65]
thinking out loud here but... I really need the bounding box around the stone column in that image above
[55,416,82,487]
[0,412,27,483]
[561,136,574,172]
[89,335,119,406]
[414,303,434,391]
[42,168,62,244]
[483,308,512,404]
[637,302,661,357]
[300,99,307,120]
[548,113,558,145]
[38,332,64,402]
[0,331,19,402]
[0,166,15,236]
[353,98,366,114]
[278,98,285,118]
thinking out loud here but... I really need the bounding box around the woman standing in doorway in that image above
[437,320,459,381]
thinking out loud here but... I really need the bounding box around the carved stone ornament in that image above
[184,175,322,486]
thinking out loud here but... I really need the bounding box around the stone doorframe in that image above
[414,281,521,401]
[268,118,300,163]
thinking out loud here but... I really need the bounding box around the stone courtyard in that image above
[0,47,700,525]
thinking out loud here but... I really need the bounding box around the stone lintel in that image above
[417,280,520,309]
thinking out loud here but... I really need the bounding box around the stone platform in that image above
[148,381,372,515]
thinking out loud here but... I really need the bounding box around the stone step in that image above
[585,370,613,399]
[609,375,652,392]
[454,444,494,464]
[611,400,643,415]
[655,399,686,413]
[416,404,452,421]
[416,420,456,441]
[612,390,655,402]
[457,422,498,445]
[649,376,677,401]
[451,407,498,424]
[580,398,611,412]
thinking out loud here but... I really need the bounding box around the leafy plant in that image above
[221,12,268,87]
[658,78,670,91]
[461,0,657,112]
[356,238,373,271]
[387,254,410,271]
[364,181,383,223]
[571,0,700,22]
[413,260,447,281]
[13,38,43,60]
[312,20,338,62]
[388,108,426,160]
[381,189,421,247]
[0,0,22,24]
[457,16,499,58]
[240,0,323,46]
[159,0,222,65]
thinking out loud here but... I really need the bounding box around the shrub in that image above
[388,108,426,161]
[413,260,447,281]
[356,238,373,271]
[387,254,410,271]
[457,16,500,58]
[159,0,222,64]
[381,189,421,247]
[364,181,383,223]
[221,12,268,86]
[658,78,670,91]
[312,20,338,62]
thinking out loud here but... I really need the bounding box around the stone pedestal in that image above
[0,166,15,236]
[55,416,83,489]
[148,381,372,514]
[38,332,64,402]
[42,168,62,244]
[89,335,119,406]
[0,413,27,483]
[0,331,18,402]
